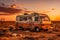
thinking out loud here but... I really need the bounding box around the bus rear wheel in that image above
[32,27,40,32]
[18,26,24,31]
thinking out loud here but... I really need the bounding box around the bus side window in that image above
[23,17,27,21]
[28,17,32,20]
[16,16,20,21]
[20,17,23,21]
[35,17,38,21]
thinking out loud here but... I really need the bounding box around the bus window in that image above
[28,17,32,20]
[34,16,39,21]
[40,16,50,21]
[20,17,23,21]
[16,16,20,21]
[23,16,27,21]
[16,16,27,21]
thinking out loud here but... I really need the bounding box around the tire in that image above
[33,27,40,32]
[19,26,24,31]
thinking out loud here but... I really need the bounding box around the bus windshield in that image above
[40,16,50,21]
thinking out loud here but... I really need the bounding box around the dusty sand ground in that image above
[0,21,60,40]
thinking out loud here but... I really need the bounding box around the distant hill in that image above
[0,6,22,14]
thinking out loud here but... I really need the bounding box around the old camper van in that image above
[16,13,53,31]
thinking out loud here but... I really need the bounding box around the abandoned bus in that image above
[16,13,53,31]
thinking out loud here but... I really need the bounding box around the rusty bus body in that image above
[16,13,53,31]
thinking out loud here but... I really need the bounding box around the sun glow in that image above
[38,8,60,21]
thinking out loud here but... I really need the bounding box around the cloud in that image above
[0,6,22,14]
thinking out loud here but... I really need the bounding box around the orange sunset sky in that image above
[0,0,60,21]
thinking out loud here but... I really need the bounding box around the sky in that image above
[0,0,60,21]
